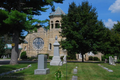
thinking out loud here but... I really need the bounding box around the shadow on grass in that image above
[0,74,25,80]
[0,63,33,80]
[67,61,104,63]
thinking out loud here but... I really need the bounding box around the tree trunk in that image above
[10,30,19,65]
[82,53,84,62]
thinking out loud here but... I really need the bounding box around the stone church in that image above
[20,7,103,61]
[20,7,67,57]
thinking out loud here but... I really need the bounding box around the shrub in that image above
[117,59,120,62]
[89,56,93,60]
[49,56,53,60]
[102,54,114,61]
[27,56,37,60]
[44,54,49,59]
[60,56,64,60]
[67,53,76,60]
[20,51,27,59]
[93,57,100,61]
[67,56,70,60]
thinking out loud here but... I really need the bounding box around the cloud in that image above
[103,19,117,29]
[109,0,120,13]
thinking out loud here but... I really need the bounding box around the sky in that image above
[24,0,120,36]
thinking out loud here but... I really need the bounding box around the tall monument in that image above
[50,36,62,66]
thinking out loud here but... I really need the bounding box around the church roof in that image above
[49,7,65,16]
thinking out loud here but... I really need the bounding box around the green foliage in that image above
[60,56,64,60]
[55,68,62,80]
[60,1,106,62]
[44,53,49,59]
[93,57,100,61]
[102,54,114,61]
[20,51,27,59]
[89,56,94,60]
[67,54,76,60]
[27,56,37,60]
[113,21,120,34]
[49,56,53,60]
[89,56,100,61]
[0,0,64,65]
[0,37,5,57]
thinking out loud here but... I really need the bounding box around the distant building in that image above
[20,7,67,57]
[20,7,103,61]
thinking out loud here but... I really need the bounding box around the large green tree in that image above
[0,0,64,65]
[60,2,106,62]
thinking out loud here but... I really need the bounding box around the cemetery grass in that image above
[0,63,120,80]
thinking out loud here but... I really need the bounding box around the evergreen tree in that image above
[60,2,106,62]
[0,36,5,57]
[0,0,64,65]
[113,21,120,34]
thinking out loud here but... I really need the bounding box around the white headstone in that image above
[72,76,78,80]
[109,56,116,65]
[63,55,67,64]
[3,55,7,59]
[34,54,50,75]
[50,36,62,66]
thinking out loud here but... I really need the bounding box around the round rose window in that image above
[33,37,44,50]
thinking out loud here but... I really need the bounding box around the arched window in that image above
[55,23,59,28]
[49,43,52,50]
[56,20,59,22]
[51,24,53,29]
[51,21,53,29]
[55,20,60,28]
[51,21,53,23]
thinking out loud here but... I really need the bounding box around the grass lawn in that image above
[0,62,120,80]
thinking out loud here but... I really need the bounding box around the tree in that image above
[0,36,5,57]
[0,0,64,65]
[113,21,120,34]
[60,2,106,62]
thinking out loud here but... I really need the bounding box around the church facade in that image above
[20,7,67,57]
[20,7,103,61]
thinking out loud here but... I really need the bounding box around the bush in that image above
[49,56,53,60]
[89,56,93,60]
[102,54,114,61]
[117,59,120,62]
[67,53,76,60]
[21,51,27,59]
[60,56,64,60]
[27,56,37,60]
[44,54,49,59]
[93,57,100,61]
[67,56,70,60]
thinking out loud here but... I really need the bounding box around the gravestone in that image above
[63,55,67,64]
[34,54,50,75]
[50,36,62,66]
[3,55,7,59]
[72,76,78,80]
[114,56,117,62]
[73,67,78,74]
[109,56,115,65]
[104,59,107,63]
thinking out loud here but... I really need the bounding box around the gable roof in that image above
[49,7,65,16]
